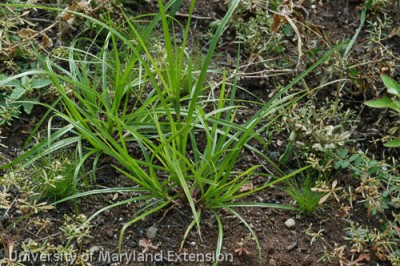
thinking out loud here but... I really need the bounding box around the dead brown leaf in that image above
[41,33,53,49]
[18,28,38,39]
[234,247,250,256]
[60,5,77,26]
[389,26,400,38]
[239,182,254,193]
[139,238,159,253]
[271,14,285,32]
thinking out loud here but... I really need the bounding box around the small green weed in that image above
[227,0,287,60]
[365,75,400,147]
[0,75,52,126]
[34,157,76,201]
[334,148,399,215]
[276,99,355,179]
[284,173,323,214]
[344,220,400,263]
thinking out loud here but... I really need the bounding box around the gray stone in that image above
[284,218,296,228]
[146,226,158,239]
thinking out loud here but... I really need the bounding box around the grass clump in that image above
[284,173,323,214]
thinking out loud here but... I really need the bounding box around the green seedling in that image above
[0,75,51,125]
[284,174,323,214]
[365,75,400,147]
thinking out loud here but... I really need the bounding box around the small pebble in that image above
[286,241,298,251]
[112,193,118,201]
[105,229,114,238]
[269,259,277,266]
[146,226,158,239]
[83,238,91,245]
[90,246,102,253]
[284,218,296,228]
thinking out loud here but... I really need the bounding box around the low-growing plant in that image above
[229,2,285,57]
[282,100,354,154]
[366,12,393,42]
[0,74,52,125]
[0,4,33,61]
[60,214,91,247]
[276,98,355,180]
[284,172,323,214]
[33,156,77,201]
[17,214,92,264]
[344,219,400,263]
[334,148,399,215]
[365,74,400,147]
[227,0,292,63]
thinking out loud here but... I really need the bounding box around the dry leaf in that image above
[76,0,92,13]
[18,28,38,39]
[352,253,370,264]
[234,247,250,256]
[139,238,159,253]
[59,1,94,29]
[318,192,332,204]
[389,26,400,38]
[41,33,53,49]
[394,226,400,238]
[112,193,118,201]
[239,182,254,193]
[271,14,285,32]
[60,5,77,26]
[314,180,342,204]
[226,53,233,66]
